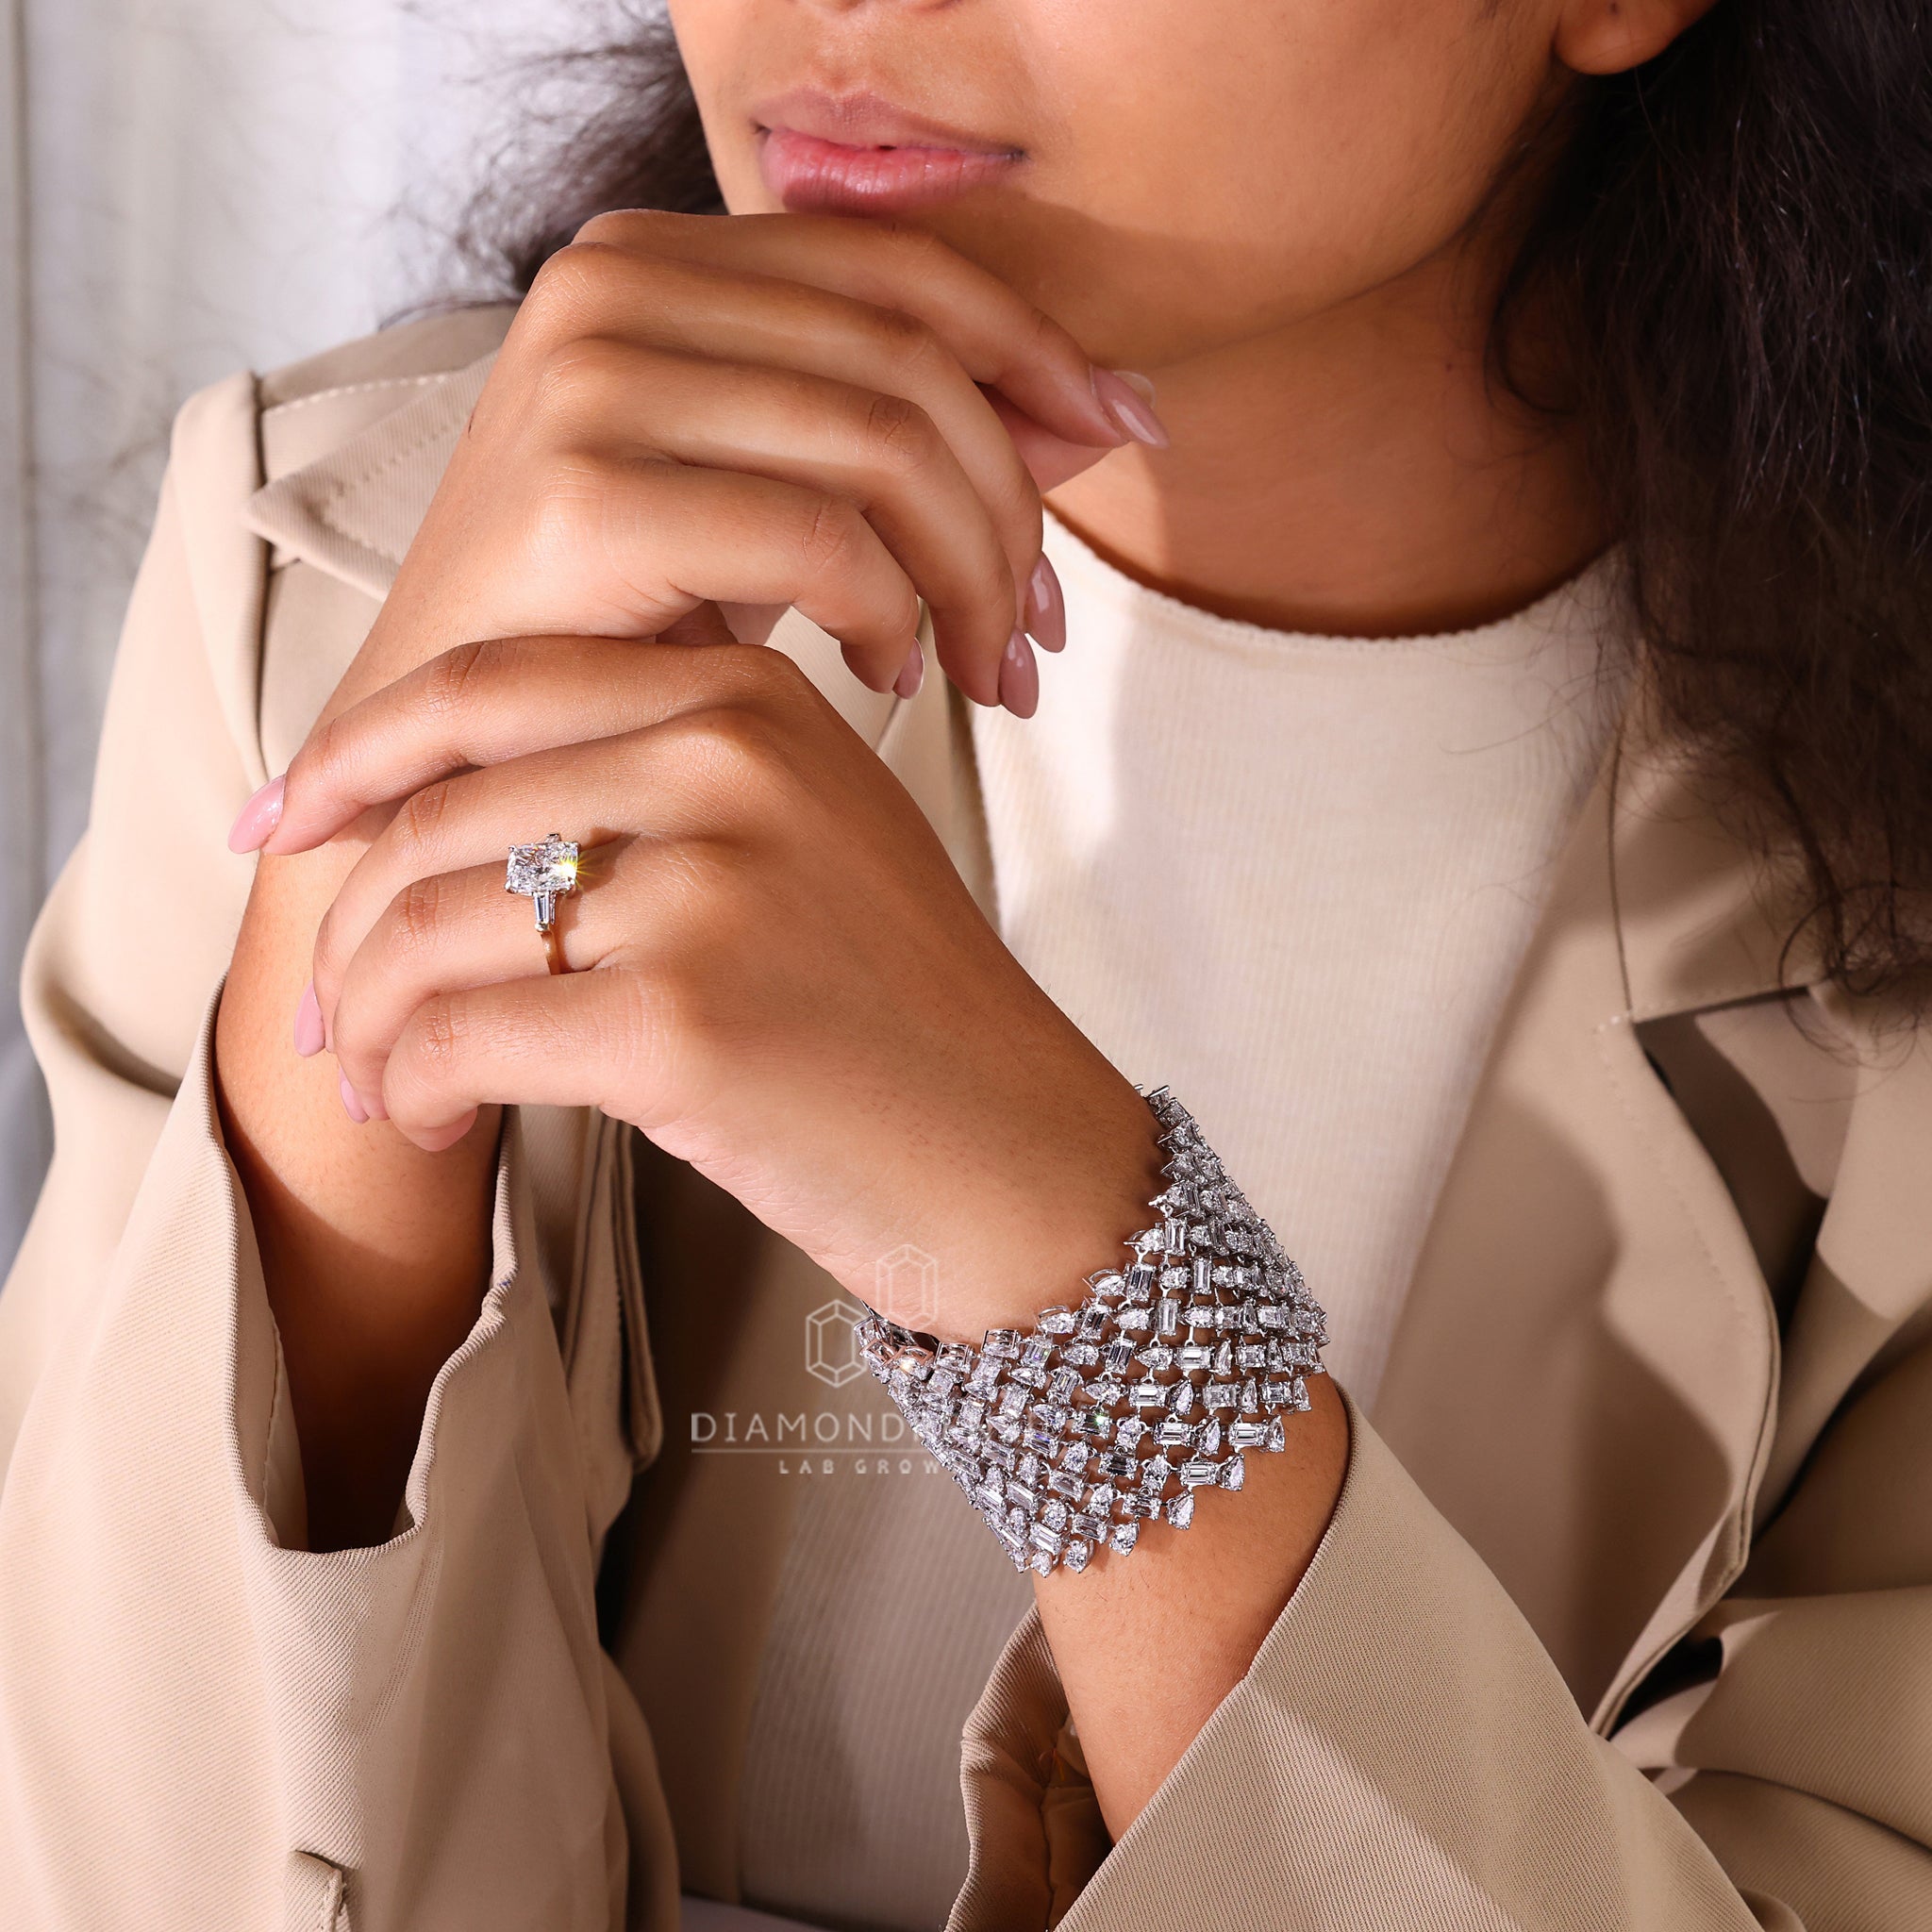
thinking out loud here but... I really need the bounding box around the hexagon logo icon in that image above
[874,1243,939,1329]
[806,1300,866,1389]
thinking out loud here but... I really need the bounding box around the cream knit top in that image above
[973,519,1624,1402]
[734,522,1624,1931]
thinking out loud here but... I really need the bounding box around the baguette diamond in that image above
[858,1090,1327,1575]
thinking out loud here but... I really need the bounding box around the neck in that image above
[1048,249,1605,640]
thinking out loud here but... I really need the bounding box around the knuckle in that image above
[795,496,866,582]
[296,711,350,797]
[392,873,450,958]
[1019,301,1065,368]
[418,638,493,724]
[685,703,789,798]
[530,334,631,422]
[874,218,950,275]
[869,305,945,381]
[525,241,625,328]
[525,454,611,567]
[409,998,469,1076]
[574,208,691,253]
[395,778,454,855]
[571,209,641,250]
[860,391,938,473]
[707,641,809,707]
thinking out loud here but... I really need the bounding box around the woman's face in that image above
[668,0,1574,370]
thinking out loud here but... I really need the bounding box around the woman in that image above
[1,0,1927,1924]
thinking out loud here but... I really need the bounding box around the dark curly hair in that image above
[466,3,1932,998]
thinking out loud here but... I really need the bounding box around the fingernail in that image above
[227,774,286,855]
[892,641,924,700]
[339,1073,369,1125]
[1024,555,1066,653]
[1091,369,1170,449]
[999,628,1039,719]
[292,982,325,1058]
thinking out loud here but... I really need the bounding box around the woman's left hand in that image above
[262,620,1161,1343]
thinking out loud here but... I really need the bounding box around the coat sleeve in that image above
[949,1356,1932,1931]
[0,377,662,1932]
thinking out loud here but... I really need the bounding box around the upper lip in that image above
[751,88,1022,158]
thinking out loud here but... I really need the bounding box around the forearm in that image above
[215,838,497,1552]
[1032,1368,1349,1838]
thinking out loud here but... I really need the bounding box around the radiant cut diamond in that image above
[505,834,579,927]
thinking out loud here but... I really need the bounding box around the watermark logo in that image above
[875,1242,939,1329]
[805,1300,867,1389]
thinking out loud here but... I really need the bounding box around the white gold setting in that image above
[858,1090,1328,1575]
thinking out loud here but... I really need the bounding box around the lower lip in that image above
[758,125,1021,214]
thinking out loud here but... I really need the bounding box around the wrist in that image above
[859,1087,1332,1579]
[919,1074,1165,1345]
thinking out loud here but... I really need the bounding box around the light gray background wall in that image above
[0,1,626,1263]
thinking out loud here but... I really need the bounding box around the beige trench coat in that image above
[0,306,1926,1932]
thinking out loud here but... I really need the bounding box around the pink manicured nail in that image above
[893,641,924,700]
[292,982,325,1058]
[227,774,286,855]
[339,1073,369,1125]
[1091,369,1170,449]
[1024,555,1066,653]
[999,628,1039,719]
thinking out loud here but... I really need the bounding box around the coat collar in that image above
[244,349,497,601]
[1608,717,1819,1023]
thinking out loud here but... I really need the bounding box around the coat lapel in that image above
[1375,728,1798,1727]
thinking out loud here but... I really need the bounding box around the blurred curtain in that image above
[0,0,597,1266]
[0,5,35,1274]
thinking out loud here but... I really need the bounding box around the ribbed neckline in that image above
[1042,508,1626,662]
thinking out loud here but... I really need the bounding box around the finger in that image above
[984,390,1120,495]
[308,718,770,1028]
[272,633,791,856]
[522,274,1047,642]
[562,211,1130,453]
[380,970,655,1154]
[331,854,636,1112]
[516,458,922,684]
[552,344,1018,700]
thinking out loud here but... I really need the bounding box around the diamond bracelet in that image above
[857,1089,1328,1575]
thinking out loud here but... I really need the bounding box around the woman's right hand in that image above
[325,209,1161,726]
